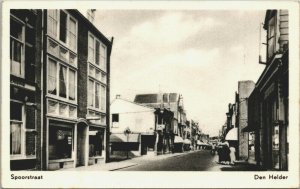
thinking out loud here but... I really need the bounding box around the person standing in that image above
[229,146,236,165]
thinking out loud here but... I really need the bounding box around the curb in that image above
[109,163,138,171]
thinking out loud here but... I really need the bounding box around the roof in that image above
[134,93,179,104]
[110,98,155,114]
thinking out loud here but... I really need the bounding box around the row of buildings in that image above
[221,9,289,171]
[9,9,209,170]
[10,9,113,170]
[110,93,209,158]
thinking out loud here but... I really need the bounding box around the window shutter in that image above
[26,105,36,129]
[26,131,36,155]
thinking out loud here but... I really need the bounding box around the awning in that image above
[197,140,205,145]
[242,125,257,132]
[225,128,238,141]
[110,133,140,143]
[183,139,191,144]
[174,136,184,143]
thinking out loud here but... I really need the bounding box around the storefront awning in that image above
[225,128,238,141]
[242,125,257,132]
[110,133,140,143]
[174,136,184,143]
[183,139,191,144]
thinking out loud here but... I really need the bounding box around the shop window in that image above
[49,126,72,160]
[89,129,104,157]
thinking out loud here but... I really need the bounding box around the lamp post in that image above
[124,127,131,159]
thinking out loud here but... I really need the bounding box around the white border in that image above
[1,1,299,188]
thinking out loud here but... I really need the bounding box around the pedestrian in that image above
[223,142,231,165]
[217,144,224,163]
[229,146,236,165]
[211,143,216,155]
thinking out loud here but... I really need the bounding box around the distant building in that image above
[134,93,186,153]
[110,96,156,157]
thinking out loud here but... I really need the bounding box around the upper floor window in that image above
[267,16,276,59]
[10,17,25,78]
[47,10,77,52]
[88,33,107,72]
[47,57,77,102]
[88,79,106,112]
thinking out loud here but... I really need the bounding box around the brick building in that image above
[10,9,113,170]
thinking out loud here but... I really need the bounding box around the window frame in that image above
[47,56,77,104]
[10,15,25,78]
[47,10,78,52]
[87,32,107,72]
[87,78,106,113]
[267,15,277,59]
[10,100,36,159]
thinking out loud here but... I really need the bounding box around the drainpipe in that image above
[40,9,44,170]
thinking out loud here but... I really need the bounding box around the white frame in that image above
[10,15,25,78]
[87,32,107,72]
[47,9,78,52]
[10,100,37,159]
[47,56,78,104]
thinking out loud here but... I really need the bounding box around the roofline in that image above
[112,98,156,111]
[70,9,113,47]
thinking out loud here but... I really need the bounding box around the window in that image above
[69,18,76,50]
[112,114,119,122]
[47,10,77,51]
[89,128,104,157]
[59,65,67,98]
[47,58,77,101]
[101,85,106,111]
[48,10,58,37]
[95,83,100,109]
[10,101,36,156]
[49,125,73,160]
[88,33,107,72]
[10,102,23,155]
[88,35,94,63]
[69,69,75,100]
[267,16,276,59]
[59,10,67,43]
[48,59,57,95]
[100,44,106,71]
[88,79,94,107]
[10,17,25,77]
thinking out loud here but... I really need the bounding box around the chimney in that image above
[116,94,121,99]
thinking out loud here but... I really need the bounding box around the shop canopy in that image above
[110,133,140,143]
[225,128,238,141]
[183,139,191,144]
[174,136,184,143]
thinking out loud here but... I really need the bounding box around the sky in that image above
[92,10,266,137]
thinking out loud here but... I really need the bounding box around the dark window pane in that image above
[11,102,22,121]
[26,106,35,129]
[59,10,67,43]
[49,126,72,160]
[26,131,36,155]
[59,65,67,98]
[112,114,119,122]
[95,41,100,65]
[10,19,23,40]
[163,94,168,103]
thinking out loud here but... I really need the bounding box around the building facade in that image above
[245,10,289,170]
[110,96,156,157]
[134,93,186,154]
[10,10,42,170]
[10,9,113,170]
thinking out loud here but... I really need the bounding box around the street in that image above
[118,150,263,171]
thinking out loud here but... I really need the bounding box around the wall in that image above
[238,80,255,160]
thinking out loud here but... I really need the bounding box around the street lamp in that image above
[124,127,131,159]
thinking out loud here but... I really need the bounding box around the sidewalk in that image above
[207,155,264,171]
[61,150,195,171]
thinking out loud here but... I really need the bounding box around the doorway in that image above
[76,123,87,167]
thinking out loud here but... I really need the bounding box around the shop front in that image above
[88,126,105,165]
